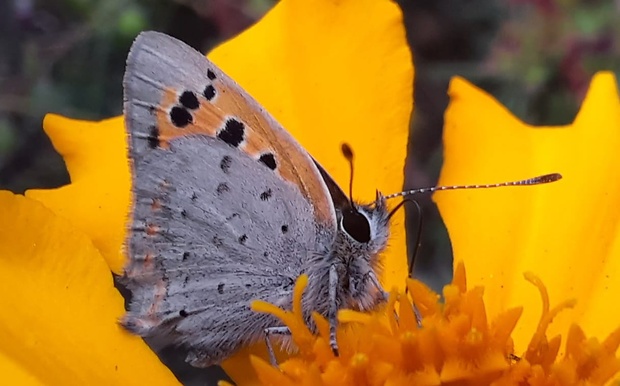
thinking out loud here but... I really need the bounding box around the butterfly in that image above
[121,31,392,367]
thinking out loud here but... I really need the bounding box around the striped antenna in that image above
[384,173,562,200]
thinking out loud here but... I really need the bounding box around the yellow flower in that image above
[245,73,620,385]
[0,0,412,384]
[250,262,620,385]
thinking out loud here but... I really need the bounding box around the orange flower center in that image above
[244,262,620,385]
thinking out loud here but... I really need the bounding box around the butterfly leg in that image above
[264,326,291,367]
[367,271,389,302]
[413,305,423,327]
[367,271,401,324]
[328,264,340,356]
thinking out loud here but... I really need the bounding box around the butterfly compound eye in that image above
[341,208,371,243]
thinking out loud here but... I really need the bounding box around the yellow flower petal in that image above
[208,0,413,291]
[0,351,45,386]
[0,191,178,385]
[435,72,620,354]
[26,115,130,274]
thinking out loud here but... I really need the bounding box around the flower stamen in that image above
[250,263,620,385]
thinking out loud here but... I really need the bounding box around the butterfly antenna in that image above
[388,199,423,277]
[341,143,355,206]
[407,200,423,278]
[384,173,562,200]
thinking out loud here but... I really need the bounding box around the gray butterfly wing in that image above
[121,31,336,366]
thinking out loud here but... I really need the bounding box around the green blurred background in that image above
[0,0,618,384]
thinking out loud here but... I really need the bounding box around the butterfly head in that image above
[325,144,392,266]
[322,191,390,313]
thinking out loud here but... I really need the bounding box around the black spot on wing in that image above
[226,213,240,221]
[281,225,288,234]
[203,85,216,101]
[179,91,199,110]
[220,155,232,174]
[216,182,230,195]
[238,234,248,244]
[170,106,192,127]
[147,126,159,148]
[260,189,272,201]
[217,283,225,294]
[217,118,245,147]
[207,69,216,80]
[258,153,277,170]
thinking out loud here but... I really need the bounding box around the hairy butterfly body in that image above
[121,31,391,366]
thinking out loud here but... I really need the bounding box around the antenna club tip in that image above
[341,143,354,160]
[538,173,562,183]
